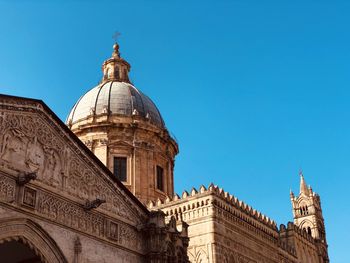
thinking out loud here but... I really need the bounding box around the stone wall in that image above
[0,95,189,263]
[151,183,323,263]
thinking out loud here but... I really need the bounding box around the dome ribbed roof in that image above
[66,81,165,128]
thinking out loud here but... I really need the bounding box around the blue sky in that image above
[0,0,349,261]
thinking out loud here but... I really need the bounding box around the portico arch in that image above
[0,218,67,263]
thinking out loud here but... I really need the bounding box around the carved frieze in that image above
[0,111,144,224]
[37,191,104,237]
[119,223,139,249]
[0,113,64,188]
[0,175,15,202]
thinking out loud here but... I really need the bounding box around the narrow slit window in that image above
[114,157,127,182]
[156,165,164,191]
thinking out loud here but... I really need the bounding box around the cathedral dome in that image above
[66,81,165,128]
[66,42,165,128]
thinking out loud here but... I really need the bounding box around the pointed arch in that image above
[195,249,208,263]
[0,218,67,263]
[299,219,315,237]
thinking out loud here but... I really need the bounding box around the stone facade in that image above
[0,95,189,262]
[66,43,329,263]
[0,42,329,263]
[150,182,328,263]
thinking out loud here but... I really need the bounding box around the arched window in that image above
[307,227,312,235]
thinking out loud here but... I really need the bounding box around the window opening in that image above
[156,165,164,191]
[114,157,127,182]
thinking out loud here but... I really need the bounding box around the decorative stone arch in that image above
[0,218,68,263]
[300,219,314,236]
[195,249,208,263]
[188,250,195,262]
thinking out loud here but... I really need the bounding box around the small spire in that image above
[299,170,309,195]
[290,189,294,198]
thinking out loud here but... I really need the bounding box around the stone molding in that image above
[0,95,190,262]
[0,217,68,263]
[0,172,145,254]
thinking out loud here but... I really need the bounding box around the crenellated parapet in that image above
[148,183,279,240]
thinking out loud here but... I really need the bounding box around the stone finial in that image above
[290,189,294,199]
[112,42,121,58]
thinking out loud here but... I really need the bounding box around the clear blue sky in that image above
[1,0,349,261]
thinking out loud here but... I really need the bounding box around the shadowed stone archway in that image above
[0,218,67,263]
[0,239,41,263]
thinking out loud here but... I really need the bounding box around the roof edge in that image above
[0,93,150,215]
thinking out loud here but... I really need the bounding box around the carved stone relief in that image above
[0,113,64,188]
[0,175,15,202]
[119,223,142,251]
[0,111,144,224]
[37,191,104,237]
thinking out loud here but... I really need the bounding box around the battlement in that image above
[148,183,277,231]
[280,222,316,244]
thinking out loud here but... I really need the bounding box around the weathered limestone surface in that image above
[0,95,189,263]
[151,183,329,263]
[0,42,329,263]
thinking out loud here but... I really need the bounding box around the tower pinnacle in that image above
[299,171,309,195]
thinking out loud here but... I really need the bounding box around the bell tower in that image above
[290,172,329,262]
